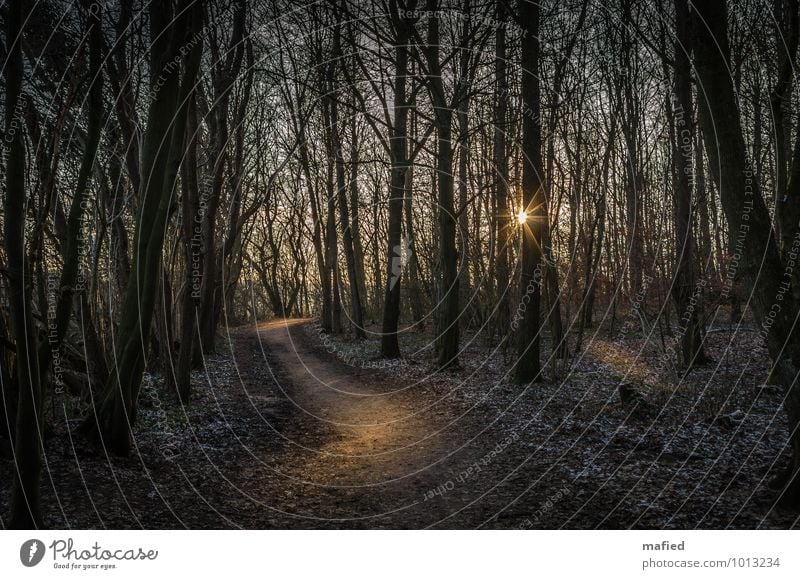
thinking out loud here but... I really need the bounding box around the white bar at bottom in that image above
[1,530,796,578]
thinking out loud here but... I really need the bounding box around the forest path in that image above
[228,318,495,528]
[11,317,564,530]
[255,319,444,478]
[231,320,482,526]
[8,319,791,529]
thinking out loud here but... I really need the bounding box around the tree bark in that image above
[175,95,201,403]
[493,1,511,337]
[772,0,799,246]
[329,15,366,338]
[693,0,800,506]
[515,0,544,383]
[5,0,44,529]
[671,0,706,369]
[198,0,247,351]
[420,1,459,369]
[381,2,412,358]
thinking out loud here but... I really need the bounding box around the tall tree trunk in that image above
[772,0,799,246]
[543,1,588,358]
[404,157,425,328]
[220,40,254,329]
[329,17,366,338]
[493,1,511,338]
[671,0,706,369]
[349,104,369,325]
[176,95,201,403]
[323,113,343,334]
[693,0,800,506]
[515,0,544,383]
[421,2,459,369]
[5,0,44,529]
[619,0,644,296]
[381,4,411,358]
[457,79,471,327]
[695,131,714,280]
[297,130,331,329]
[198,0,247,351]
[433,111,459,368]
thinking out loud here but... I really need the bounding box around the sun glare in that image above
[517,209,528,225]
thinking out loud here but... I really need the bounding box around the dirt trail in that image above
[6,319,791,528]
[2,318,558,530]
[257,319,449,479]
[231,321,794,529]
[230,318,507,528]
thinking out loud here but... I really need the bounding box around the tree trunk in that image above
[349,103,369,325]
[772,0,799,246]
[515,0,544,383]
[420,2,459,369]
[457,84,471,327]
[5,0,44,529]
[693,0,800,506]
[37,0,105,387]
[381,9,410,358]
[433,110,460,369]
[671,0,706,369]
[176,95,201,403]
[493,1,511,338]
[198,0,247,351]
[330,18,366,338]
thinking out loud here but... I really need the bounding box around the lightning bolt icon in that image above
[28,542,38,563]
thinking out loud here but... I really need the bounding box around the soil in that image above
[1,318,798,529]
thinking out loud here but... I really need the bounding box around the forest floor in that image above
[1,317,799,529]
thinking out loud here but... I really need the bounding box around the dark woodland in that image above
[2,0,800,529]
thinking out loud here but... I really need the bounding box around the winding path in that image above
[220,318,539,528]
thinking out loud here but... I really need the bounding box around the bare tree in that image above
[515,0,545,383]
